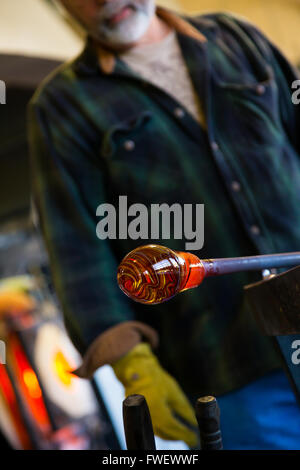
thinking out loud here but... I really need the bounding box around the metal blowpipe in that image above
[117,244,300,305]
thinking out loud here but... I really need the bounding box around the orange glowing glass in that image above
[117,244,205,305]
[117,244,300,305]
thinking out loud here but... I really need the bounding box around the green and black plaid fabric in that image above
[28,12,300,396]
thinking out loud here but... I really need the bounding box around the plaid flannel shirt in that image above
[28,9,300,396]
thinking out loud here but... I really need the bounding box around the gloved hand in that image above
[112,342,198,447]
[74,322,198,447]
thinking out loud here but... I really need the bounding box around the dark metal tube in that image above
[195,396,223,450]
[123,394,156,450]
[203,252,300,277]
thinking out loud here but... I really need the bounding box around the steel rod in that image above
[203,252,300,276]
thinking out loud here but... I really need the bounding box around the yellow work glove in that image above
[112,342,198,448]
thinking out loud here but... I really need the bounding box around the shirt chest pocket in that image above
[214,75,283,151]
[101,110,153,160]
[100,110,180,196]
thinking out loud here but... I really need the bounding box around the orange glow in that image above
[176,251,206,290]
[53,351,75,387]
[0,364,32,449]
[10,334,51,434]
[0,364,15,406]
[23,369,42,399]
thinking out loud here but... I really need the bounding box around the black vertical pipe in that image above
[195,396,223,450]
[123,394,156,450]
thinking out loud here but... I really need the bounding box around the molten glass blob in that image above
[117,245,206,305]
[118,245,300,305]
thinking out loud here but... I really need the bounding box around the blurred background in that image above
[0,0,299,451]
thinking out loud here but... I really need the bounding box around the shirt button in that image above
[174,107,185,119]
[124,140,135,151]
[231,181,241,192]
[251,225,261,235]
[211,141,219,151]
[256,84,266,95]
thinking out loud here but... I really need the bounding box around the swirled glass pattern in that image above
[117,245,205,305]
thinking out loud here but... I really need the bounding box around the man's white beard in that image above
[97,7,155,47]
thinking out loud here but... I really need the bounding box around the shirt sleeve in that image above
[28,100,135,355]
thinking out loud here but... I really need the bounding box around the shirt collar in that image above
[73,7,206,76]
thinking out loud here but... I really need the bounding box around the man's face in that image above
[61,0,155,48]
